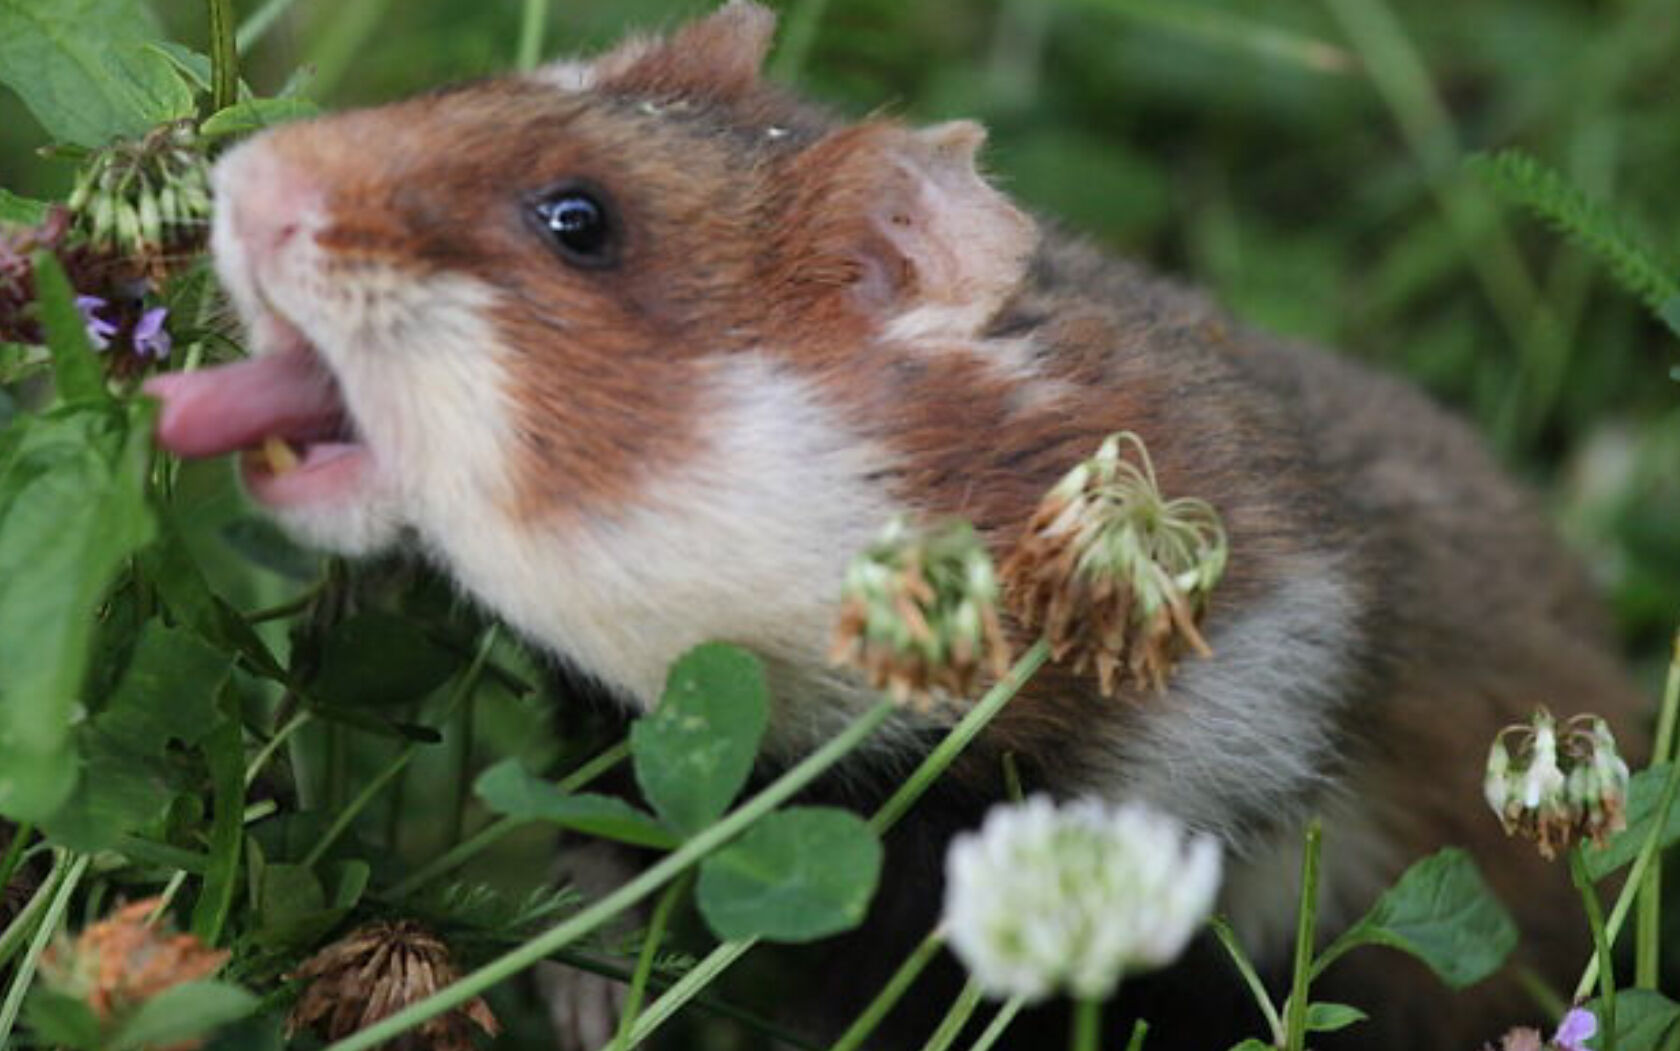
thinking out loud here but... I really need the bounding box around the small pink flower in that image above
[132,306,171,360]
[75,294,117,350]
[1552,1007,1596,1051]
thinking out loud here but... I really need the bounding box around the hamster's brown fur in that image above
[151,4,1647,1047]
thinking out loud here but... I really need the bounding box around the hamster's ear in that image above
[778,120,1038,335]
[577,1,777,101]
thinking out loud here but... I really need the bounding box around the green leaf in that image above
[1227,1042,1273,1051]
[1585,764,1680,880]
[0,0,194,148]
[1583,990,1680,1051]
[632,644,769,837]
[41,731,178,852]
[139,518,288,682]
[1661,294,1680,341]
[218,515,321,581]
[311,611,463,708]
[94,621,232,748]
[696,807,882,943]
[109,980,259,1051]
[251,860,356,949]
[32,251,105,404]
[1326,849,1516,989]
[143,41,213,94]
[0,188,48,227]
[191,714,246,945]
[24,988,104,1049]
[1304,1002,1367,1033]
[200,97,321,139]
[474,758,676,850]
[0,399,155,821]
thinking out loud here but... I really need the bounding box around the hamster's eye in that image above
[529,185,617,267]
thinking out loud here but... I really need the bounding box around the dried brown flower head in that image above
[830,517,1011,710]
[1002,432,1227,696]
[1485,709,1630,860]
[38,897,230,1046]
[288,919,500,1051]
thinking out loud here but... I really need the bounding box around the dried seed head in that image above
[1486,708,1630,859]
[67,120,211,281]
[830,517,1011,710]
[1001,432,1227,696]
[287,919,500,1051]
[37,897,230,1049]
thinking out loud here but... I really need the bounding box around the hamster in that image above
[146,3,1647,1047]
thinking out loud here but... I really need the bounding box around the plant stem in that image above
[303,744,416,869]
[383,738,632,898]
[517,0,549,71]
[235,0,304,51]
[968,997,1025,1051]
[0,850,62,972]
[206,0,239,113]
[1284,818,1323,1051]
[1071,996,1102,1051]
[322,700,895,1051]
[611,872,692,1051]
[625,938,755,1045]
[245,710,311,788]
[1123,1019,1149,1051]
[0,851,87,1047]
[1637,631,1680,989]
[1209,915,1284,1044]
[829,927,947,1051]
[921,978,985,1051]
[631,641,1049,1045]
[1571,846,1617,1051]
[872,639,1049,834]
[1578,691,1680,1001]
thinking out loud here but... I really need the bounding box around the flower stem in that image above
[1571,845,1617,1051]
[1071,996,1102,1051]
[1209,915,1284,1044]
[922,978,985,1051]
[968,997,1025,1051]
[0,848,60,971]
[0,851,88,1047]
[1577,677,1680,1003]
[1637,631,1680,989]
[1283,818,1323,1051]
[872,639,1049,834]
[611,871,692,1051]
[517,0,549,71]
[322,700,895,1051]
[1123,1018,1149,1051]
[829,927,947,1051]
[629,641,1050,1046]
[206,0,239,113]
[246,710,311,788]
[382,738,632,899]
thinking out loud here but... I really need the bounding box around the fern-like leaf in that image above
[1470,149,1680,319]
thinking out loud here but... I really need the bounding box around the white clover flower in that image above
[942,796,1222,1003]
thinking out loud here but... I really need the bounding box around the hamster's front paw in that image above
[538,960,628,1051]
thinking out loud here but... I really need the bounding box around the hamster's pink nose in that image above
[219,144,325,264]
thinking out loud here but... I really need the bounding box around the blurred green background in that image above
[6,0,1677,671]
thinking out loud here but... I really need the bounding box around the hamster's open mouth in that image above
[146,322,370,508]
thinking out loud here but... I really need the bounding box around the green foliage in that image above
[1582,990,1680,1051]
[1302,1002,1367,1033]
[1586,763,1680,880]
[697,808,883,943]
[632,643,770,837]
[1319,849,1517,990]
[1472,150,1680,318]
[475,759,677,850]
[0,0,194,148]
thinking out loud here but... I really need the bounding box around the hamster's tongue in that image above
[145,347,370,507]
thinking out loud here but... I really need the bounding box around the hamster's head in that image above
[148,1,1038,722]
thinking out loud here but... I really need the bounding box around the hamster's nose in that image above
[214,141,325,266]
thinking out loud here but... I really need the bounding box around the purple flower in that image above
[1552,1007,1596,1051]
[75,294,117,351]
[132,306,171,360]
